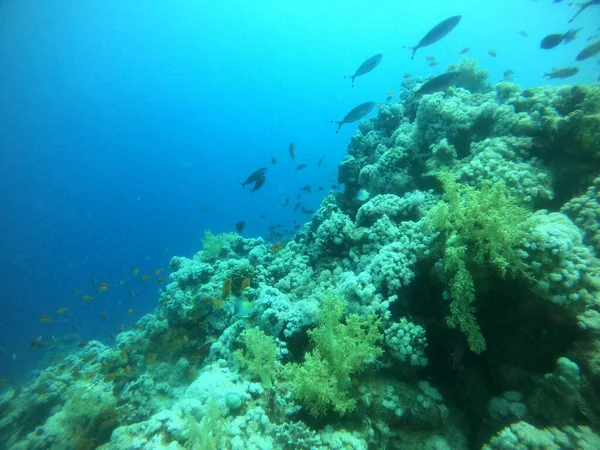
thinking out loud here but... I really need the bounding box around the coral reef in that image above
[2,64,600,449]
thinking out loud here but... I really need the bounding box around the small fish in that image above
[213,299,223,308]
[235,299,254,318]
[96,282,110,293]
[163,246,168,252]
[428,60,440,66]
[56,308,69,315]
[72,325,80,332]
[242,168,267,188]
[356,189,370,201]
[281,197,290,207]
[331,101,376,133]
[118,324,125,332]
[270,157,277,165]
[293,202,301,211]
[519,31,528,37]
[487,49,497,57]
[562,27,583,44]
[155,268,163,275]
[576,39,600,61]
[157,277,166,283]
[81,295,93,301]
[542,66,580,79]
[132,267,140,276]
[415,71,461,95]
[236,221,245,234]
[289,142,296,162]
[72,289,81,295]
[404,15,462,59]
[39,315,52,324]
[425,55,436,61]
[241,277,251,292]
[344,53,383,87]
[107,333,115,341]
[301,207,314,214]
[300,185,312,193]
[403,73,413,78]
[101,312,108,319]
[317,155,324,168]
[129,291,136,297]
[459,47,469,54]
[503,69,515,81]
[540,33,565,49]
[295,164,307,171]
[141,274,152,281]
[128,308,136,314]
[588,33,600,41]
[119,280,127,285]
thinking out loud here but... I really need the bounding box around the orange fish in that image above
[127,308,136,314]
[202,296,212,304]
[241,277,251,293]
[96,282,110,293]
[39,315,52,324]
[141,275,152,281]
[221,279,232,299]
[81,295,93,302]
[132,267,140,276]
[213,299,223,308]
[56,308,69,315]
[487,49,497,57]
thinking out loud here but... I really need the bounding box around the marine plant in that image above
[286,295,383,417]
[426,173,531,354]
[234,327,278,389]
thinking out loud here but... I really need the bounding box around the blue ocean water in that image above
[0,0,598,381]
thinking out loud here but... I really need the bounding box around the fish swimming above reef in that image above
[404,15,462,60]
[540,33,565,49]
[344,54,383,87]
[242,167,267,188]
[569,0,600,23]
[236,221,245,234]
[503,69,515,81]
[459,47,469,54]
[415,71,461,95]
[576,39,600,61]
[331,101,376,133]
[562,27,583,44]
[542,66,580,79]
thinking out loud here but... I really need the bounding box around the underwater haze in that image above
[1,0,600,448]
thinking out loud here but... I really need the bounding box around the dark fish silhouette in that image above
[242,168,267,188]
[542,67,579,79]
[576,39,600,61]
[569,0,600,23]
[236,221,245,234]
[405,16,462,60]
[331,101,376,133]
[562,27,583,44]
[270,157,277,165]
[344,54,383,87]
[540,33,565,49]
[289,142,296,162]
[295,164,308,171]
[415,71,461,95]
[317,155,324,167]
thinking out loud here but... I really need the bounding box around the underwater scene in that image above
[1,0,600,448]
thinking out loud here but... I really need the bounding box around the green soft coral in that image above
[201,230,238,261]
[286,296,383,416]
[234,327,278,388]
[427,174,531,354]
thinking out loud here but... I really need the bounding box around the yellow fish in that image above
[56,308,70,315]
[141,274,152,281]
[128,308,136,314]
[155,268,163,275]
[132,267,140,276]
[81,295,94,301]
[39,315,52,324]
[96,283,110,293]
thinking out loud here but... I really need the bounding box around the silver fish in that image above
[405,15,462,60]
[331,102,376,133]
[415,71,461,95]
[344,54,383,87]
[576,39,600,61]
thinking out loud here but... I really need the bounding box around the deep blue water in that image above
[0,0,598,381]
